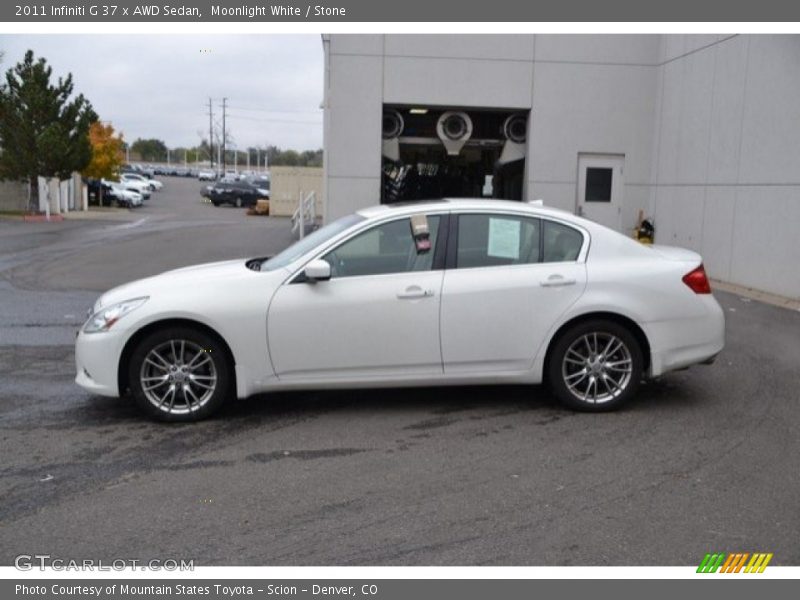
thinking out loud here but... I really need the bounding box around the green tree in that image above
[130,138,167,162]
[0,50,97,209]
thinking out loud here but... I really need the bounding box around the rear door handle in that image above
[397,286,435,300]
[540,275,576,288]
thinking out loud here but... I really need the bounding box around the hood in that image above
[94,259,258,311]
[648,244,702,264]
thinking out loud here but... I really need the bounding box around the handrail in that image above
[291,190,317,239]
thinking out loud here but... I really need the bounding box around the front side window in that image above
[323,216,441,278]
[456,214,541,269]
[261,213,364,272]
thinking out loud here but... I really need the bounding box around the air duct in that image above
[436,111,473,156]
[382,110,404,162]
[498,113,528,165]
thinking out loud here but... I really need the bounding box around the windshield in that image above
[260,213,365,272]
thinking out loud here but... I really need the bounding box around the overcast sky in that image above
[0,35,324,151]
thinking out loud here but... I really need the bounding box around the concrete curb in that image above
[711,279,800,312]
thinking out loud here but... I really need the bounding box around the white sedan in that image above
[75,199,724,421]
[107,183,143,208]
[121,173,163,191]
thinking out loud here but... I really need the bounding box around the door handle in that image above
[540,275,576,288]
[397,287,434,300]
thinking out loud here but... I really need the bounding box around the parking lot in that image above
[0,176,798,566]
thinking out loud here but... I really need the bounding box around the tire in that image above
[128,326,231,422]
[234,196,243,208]
[547,319,643,412]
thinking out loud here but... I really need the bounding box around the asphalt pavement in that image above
[0,177,798,566]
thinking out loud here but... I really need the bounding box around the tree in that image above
[130,138,167,162]
[0,50,97,209]
[82,121,124,180]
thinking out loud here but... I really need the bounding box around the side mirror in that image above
[303,259,331,282]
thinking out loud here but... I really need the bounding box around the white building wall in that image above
[528,35,659,227]
[651,35,800,298]
[324,34,659,226]
[324,34,800,298]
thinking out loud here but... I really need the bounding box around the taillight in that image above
[683,264,712,294]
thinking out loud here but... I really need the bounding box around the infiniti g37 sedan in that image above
[75,199,725,421]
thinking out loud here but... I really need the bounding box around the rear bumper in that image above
[645,295,725,377]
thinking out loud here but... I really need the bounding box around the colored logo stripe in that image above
[697,552,773,573]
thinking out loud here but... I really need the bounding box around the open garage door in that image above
[381,106,528,203]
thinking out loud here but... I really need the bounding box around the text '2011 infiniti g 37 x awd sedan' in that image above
[75,199,724,421]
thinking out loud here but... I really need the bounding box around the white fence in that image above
[36,173,87,216]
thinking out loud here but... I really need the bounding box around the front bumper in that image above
[74,328,129,397]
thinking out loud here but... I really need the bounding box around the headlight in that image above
[257,188,269,196]
[83,297,148,334]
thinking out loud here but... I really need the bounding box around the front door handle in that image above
[397,286,435,300]
[540,275,576,288]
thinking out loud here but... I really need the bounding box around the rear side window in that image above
[542,221,583,262]
[456,214,541,269]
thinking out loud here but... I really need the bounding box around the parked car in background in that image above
[122,172,163,191]
[198,170,217,181]
[208,181,268,207]
[75,199,725,422]
[112,176,151,199]
[88,178,141,207]
[106,182,143,208]
[86,179,116,207]
[245,177,270,198]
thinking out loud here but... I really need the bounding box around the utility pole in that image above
[208,98,214,172]
[221,97,228,173]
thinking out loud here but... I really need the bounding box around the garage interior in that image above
[380,106,528,203]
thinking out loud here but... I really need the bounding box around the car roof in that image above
[356,198,573,221]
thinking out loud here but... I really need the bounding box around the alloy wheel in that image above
[561,332,633,404]
[139,339,218,415]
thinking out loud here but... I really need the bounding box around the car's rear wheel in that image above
[547,319,643,411]
[128,327,231,422]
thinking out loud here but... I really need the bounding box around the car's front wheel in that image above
[128,326,231,422]
[547,320,643,411]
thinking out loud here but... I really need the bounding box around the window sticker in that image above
[410,214,432,253]
[487,218,520,259]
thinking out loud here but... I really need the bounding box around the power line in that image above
[226,105,321,114]
[225,113,322,125]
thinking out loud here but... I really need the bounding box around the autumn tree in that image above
[0,50,97,209]
[83,121,124,180]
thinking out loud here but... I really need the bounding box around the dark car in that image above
[208,182,268,208]
[86,179,131,207]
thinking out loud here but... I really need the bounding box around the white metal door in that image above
[577,154,624,231]
[268,271,444,381]
[440,263,587,374]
